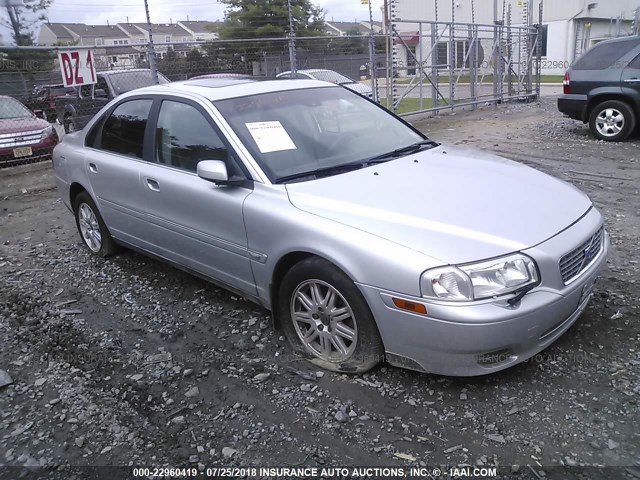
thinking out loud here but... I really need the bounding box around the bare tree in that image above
[2,0,52,46]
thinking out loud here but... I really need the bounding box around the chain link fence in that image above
[387,20,541,116]
[0,24,542,168]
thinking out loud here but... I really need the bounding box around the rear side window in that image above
[629,54,640,69]
[100,99,152,159]
[573,38,640,70]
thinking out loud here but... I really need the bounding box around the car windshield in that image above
[309,70,354,84]
[0,97,33,119]
[108,71,169,95]
[214,86,427,183]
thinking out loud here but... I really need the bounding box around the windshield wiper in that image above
[275,162,367,184]
[274,140,437,184]
[364,139,438,162]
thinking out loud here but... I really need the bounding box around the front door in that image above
[141,98,256,294]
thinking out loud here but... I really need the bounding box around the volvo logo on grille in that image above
[581,234,600,268]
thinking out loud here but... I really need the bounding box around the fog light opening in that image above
[391,298,427,315]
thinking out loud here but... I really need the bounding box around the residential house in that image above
[325,20,383,36]
[177,21,221,41]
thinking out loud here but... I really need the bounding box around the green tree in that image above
[217,0,325,39]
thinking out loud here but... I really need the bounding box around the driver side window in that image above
[155,100,237,174]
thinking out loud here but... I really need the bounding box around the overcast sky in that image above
[0,0,385,43]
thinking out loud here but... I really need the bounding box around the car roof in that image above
[125,78,336,101]
[293,69,331,74]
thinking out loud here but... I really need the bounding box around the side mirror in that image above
[197,160,229,184]
[94,88,108,99]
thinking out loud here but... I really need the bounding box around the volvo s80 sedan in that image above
[52,78,608,376]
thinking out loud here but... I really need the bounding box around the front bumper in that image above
[0,142,56,167]
[359,209,609,376]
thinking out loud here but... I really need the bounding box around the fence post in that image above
[287,0,297,74]
[367,0,378,102]
[143,0,159,84]
[431,25,437,113]
[536,1,543,100]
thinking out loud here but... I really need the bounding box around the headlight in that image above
[421,254,539,301]
[42,126,58,141]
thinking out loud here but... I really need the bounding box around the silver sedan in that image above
[52,78,608,376]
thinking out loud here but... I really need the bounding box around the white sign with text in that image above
[58,50,97,88]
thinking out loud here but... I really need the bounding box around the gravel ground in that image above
[1,97,639,479]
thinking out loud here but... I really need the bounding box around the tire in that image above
[64,115,76,134]
[588,100,636,142]
[277,257,384,373]
[73,191,119,257]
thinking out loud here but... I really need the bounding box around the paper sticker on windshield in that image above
[245,121,297,154]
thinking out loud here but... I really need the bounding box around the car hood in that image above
[0,116,49,134]
[285,145,592,264]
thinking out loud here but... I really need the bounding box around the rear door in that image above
[140,96,257,294]
[84,97,156,246]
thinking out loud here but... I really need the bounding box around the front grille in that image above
[0,129,45,148]
[559,227,604,284]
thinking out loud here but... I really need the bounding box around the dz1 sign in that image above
[58,50,97,88]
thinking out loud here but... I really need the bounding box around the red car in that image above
[0,95,59,167]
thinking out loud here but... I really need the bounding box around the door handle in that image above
[624,78,640,83]
[146,178,160,192]
[88,162,98,173]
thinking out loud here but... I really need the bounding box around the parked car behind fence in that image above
[22,84,75,123]
[0,95,59,168]
[55,69,169,134]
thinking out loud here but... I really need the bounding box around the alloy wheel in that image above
[78,203,102,252]
[290,279,358,362]
[595,108,624,138]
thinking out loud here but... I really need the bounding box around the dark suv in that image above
[558,36,640,142]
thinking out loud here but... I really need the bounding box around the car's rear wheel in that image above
[589,100,635,142]
[278,257,384,373]
[73,191,118,257]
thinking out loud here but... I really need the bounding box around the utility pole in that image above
[143,0,160,84]
[287,0,297,74]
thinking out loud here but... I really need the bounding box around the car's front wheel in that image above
[73,191,119,257]
[589,100,636,142]
[278,257,384,373]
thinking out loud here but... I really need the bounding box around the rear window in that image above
[573,38,640,70]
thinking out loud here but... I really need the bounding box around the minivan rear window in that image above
[573,38,640,70]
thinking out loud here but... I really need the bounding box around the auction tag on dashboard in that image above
[245,121,297,154]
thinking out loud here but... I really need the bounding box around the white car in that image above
[277,69,374,99]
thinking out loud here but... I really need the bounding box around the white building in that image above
[392,0,639,74]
